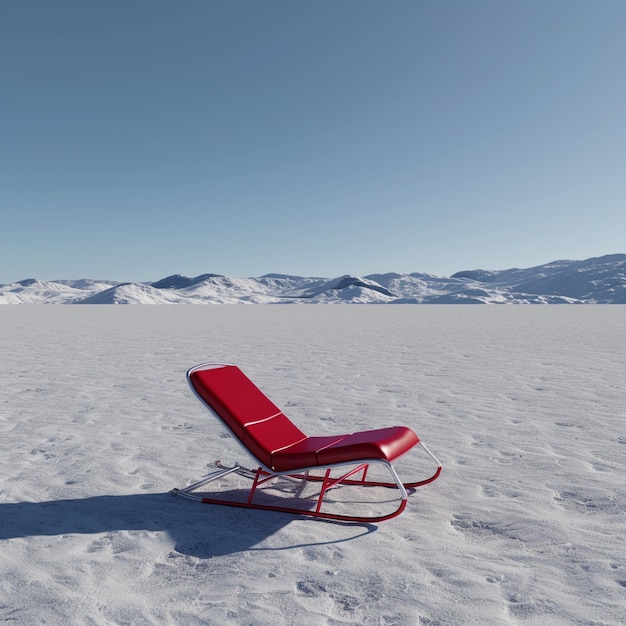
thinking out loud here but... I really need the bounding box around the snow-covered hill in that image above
[1,254,625,304]
[0,278,120,304]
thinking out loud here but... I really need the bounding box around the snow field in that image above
[1,305,625,624]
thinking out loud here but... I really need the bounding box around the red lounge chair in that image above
[171,363,441,522]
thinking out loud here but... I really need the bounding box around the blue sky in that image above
[2,0,625,283]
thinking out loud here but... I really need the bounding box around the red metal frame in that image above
[172,443,441,523]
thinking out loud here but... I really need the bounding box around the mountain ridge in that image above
[2,254,625,304]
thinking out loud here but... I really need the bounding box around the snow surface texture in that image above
[1,306,625,625]
[2,254,626,304]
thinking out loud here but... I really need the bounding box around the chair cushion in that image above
[189,365,307,468]
[189,364,419,472]
[272,428,419,471]
[271,435,347,472]
[189,366,287,438]
[316,427,419,465]
[243,413,308,469]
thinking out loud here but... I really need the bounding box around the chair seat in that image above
[271,427,419,472]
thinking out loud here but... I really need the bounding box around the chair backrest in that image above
[188,364,308,468]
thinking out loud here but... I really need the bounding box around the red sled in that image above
[171,363,441,523]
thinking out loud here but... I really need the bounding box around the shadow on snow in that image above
[0,492,376,558]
